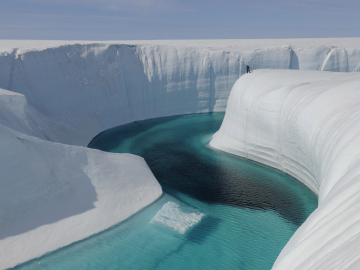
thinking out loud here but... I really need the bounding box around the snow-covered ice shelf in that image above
[1,39,360,269]
[210,69,360,269]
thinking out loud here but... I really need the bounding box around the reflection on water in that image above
[15,113,317,270]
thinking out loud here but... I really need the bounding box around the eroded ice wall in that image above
[210,70,360,269]
[1,39,360,146]
[1,39,360,269]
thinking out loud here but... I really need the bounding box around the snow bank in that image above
[210,69,360,269]
[1,39,360,268]
[0,123,162,269]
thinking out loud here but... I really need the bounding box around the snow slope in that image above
[0,123,162,269]
[1,39,360,269]
[210,69,360,269]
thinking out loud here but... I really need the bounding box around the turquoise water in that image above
[15,113,317,270]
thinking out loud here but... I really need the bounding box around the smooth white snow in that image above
[0,123,162,269]
[1,39,360,269]
[210,69,360,269]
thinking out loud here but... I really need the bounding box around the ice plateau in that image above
[1,38,360,269]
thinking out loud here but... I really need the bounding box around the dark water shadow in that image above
[141,144,308,226]
[152,215,221,269]
[186,215,221,244]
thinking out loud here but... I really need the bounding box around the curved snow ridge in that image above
[210,69,360,269]
[0,123,162,269]
[1,40,360,146]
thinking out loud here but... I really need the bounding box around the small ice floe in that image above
[150,201,205,234]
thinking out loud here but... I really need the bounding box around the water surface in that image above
[16,113,317,270]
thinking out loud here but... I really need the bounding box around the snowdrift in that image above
[1,39,360,268]
[210,69,360,269]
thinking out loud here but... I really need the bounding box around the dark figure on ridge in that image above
[246,65,250,73]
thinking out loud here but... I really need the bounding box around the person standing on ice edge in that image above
[246,65,250,73]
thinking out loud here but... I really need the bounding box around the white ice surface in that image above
[0,123,162,269]
[1,39,360,269]
[150,201,204,234]
[210,69,360,269]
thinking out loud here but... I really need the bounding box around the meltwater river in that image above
[15,113,317,270]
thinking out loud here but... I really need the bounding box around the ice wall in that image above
[1,39,360,146]
[210,69,360,269]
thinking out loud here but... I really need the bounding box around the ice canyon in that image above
[1,38,360,269]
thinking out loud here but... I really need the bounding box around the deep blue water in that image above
[15,112,317,270]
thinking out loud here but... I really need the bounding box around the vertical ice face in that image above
[0,40,359,146]
[321,48,349,72]
[291,46,331,70]
[210,69,360,269]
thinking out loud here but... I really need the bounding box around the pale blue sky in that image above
[0,0,359,40]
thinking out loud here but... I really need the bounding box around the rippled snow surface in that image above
[15,113,317,270]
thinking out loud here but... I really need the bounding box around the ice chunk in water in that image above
[150,202,205,234]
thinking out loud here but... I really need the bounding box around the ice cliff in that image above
[1,39,360,146]
[211,69,360,269]
[1,38,360,268]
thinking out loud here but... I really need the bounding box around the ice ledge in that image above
[210,69,360,269]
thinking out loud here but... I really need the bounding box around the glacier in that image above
[210,69,360,269]
[1,38,360,269]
